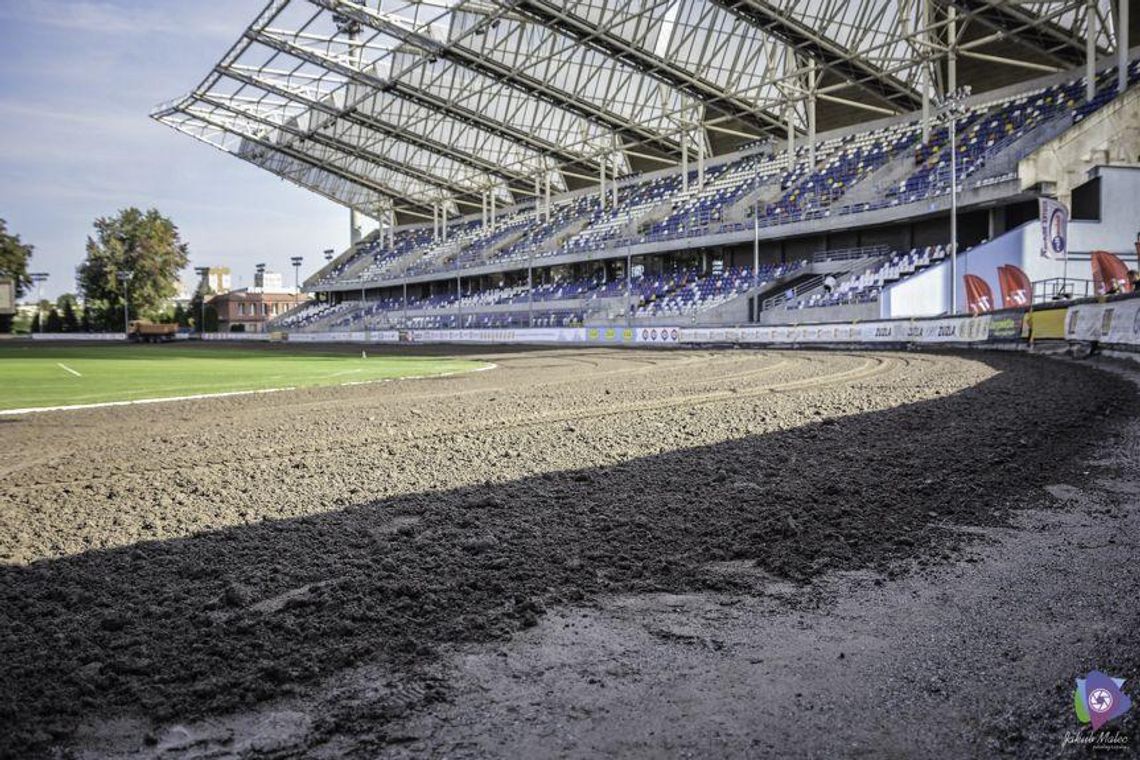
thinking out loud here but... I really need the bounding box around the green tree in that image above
[188,287,218,332]
[61,299,80,332]
[45,307,63,332]
[29,311,40,333]
[172,303,189,328]
[0,219,34,333]
[76,208,189,329]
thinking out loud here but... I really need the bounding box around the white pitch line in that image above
[0,362,497,416]
[57,363,83,377]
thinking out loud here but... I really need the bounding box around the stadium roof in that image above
[153,0,1127,223]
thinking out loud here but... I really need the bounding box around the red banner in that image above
[964,274,995,315]
[997,265,1032,308]
[1090,251,1133,295]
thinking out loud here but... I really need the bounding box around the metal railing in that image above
[1032,278,1094,304]
[812,244,890,263]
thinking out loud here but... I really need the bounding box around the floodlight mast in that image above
[30,273,49,334]
[935,85,971,316]
[290,256,304,294]
[116,270,133,338]
[193,266,210,334]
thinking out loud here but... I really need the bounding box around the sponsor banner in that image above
[286,331,376,343]
[1103,298,1140,345]
[1039,198,1069,260]
[635,326,679,344]
[406,328,585,344]
[1025,307,1068,340]
[588,326,635,343]
[986,311,1025,343]
[1063,298,1140,347]
[30,332,125,341]
[679,316,990,345]
[1065,306,1104,341]
[202,332,272,341]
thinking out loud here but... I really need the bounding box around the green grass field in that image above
[0,344,485,411]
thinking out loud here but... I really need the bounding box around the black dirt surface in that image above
[0,348,1133,757]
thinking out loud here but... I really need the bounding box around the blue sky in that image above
[0,0,365,300]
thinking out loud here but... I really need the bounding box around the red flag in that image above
[997,265,1032,308]
[964,274,995,315]
[1090,251,1133,295]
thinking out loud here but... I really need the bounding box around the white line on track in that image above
[1,362,497,416]
[56,363,83,377]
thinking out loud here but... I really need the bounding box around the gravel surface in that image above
[0,347,1134,758]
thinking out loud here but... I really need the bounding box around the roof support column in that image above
[481,191,487,228]
[599,155,607,210]
[535,175,542,222]
[611,155,619,208]
[350,209,365,246]
[921,0,932,143]
[1086,0,1097,101]
[681,127,689,192]
[442,201,448,243]
[491,188,497,229]
[1120,0,1130,95]
[948,5,958,94]
[388,208,395,248]
[545,172,552,224]
[697,134,705,189]
[786,107,796,167]
[807,60,817,168]
[433,202,439,241]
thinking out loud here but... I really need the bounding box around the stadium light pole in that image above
[193,266,209,335]
[290,255,303,296]
[935,85,971,315]
[30,273,49,334]
[117,270,132,338]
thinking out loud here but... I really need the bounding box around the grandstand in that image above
[153,1,1138,333]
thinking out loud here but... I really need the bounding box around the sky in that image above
[0,0,367,301]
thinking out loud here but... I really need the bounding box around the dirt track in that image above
[0,347,1137,757]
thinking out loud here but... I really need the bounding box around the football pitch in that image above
[0,343,486,412]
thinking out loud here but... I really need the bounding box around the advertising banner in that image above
[1101,298,1140,346]
[679,315,990,346]
[1025,307,1068,341]
[1039,198,1069,260]
[635,326,680,344]
[986,311,1025,343]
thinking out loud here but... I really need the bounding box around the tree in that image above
[172,303,189,328]
[0,219,34,333]
[61,299,80,332]
[188,287,218,332]
[76,208,189,329]
[45,308,63,333]
[29,311,39,333]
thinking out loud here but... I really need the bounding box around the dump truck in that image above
[127,320,177,343]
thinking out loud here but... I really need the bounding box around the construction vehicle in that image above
[127,320,177,343]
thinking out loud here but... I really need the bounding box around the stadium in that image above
[3,0,1140,757]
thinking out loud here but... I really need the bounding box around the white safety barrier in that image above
[1065,298,1140,346]
[30,333,125,341]
[201,332,272,342]
[267,298,1140,354]
[679,315,992,346]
